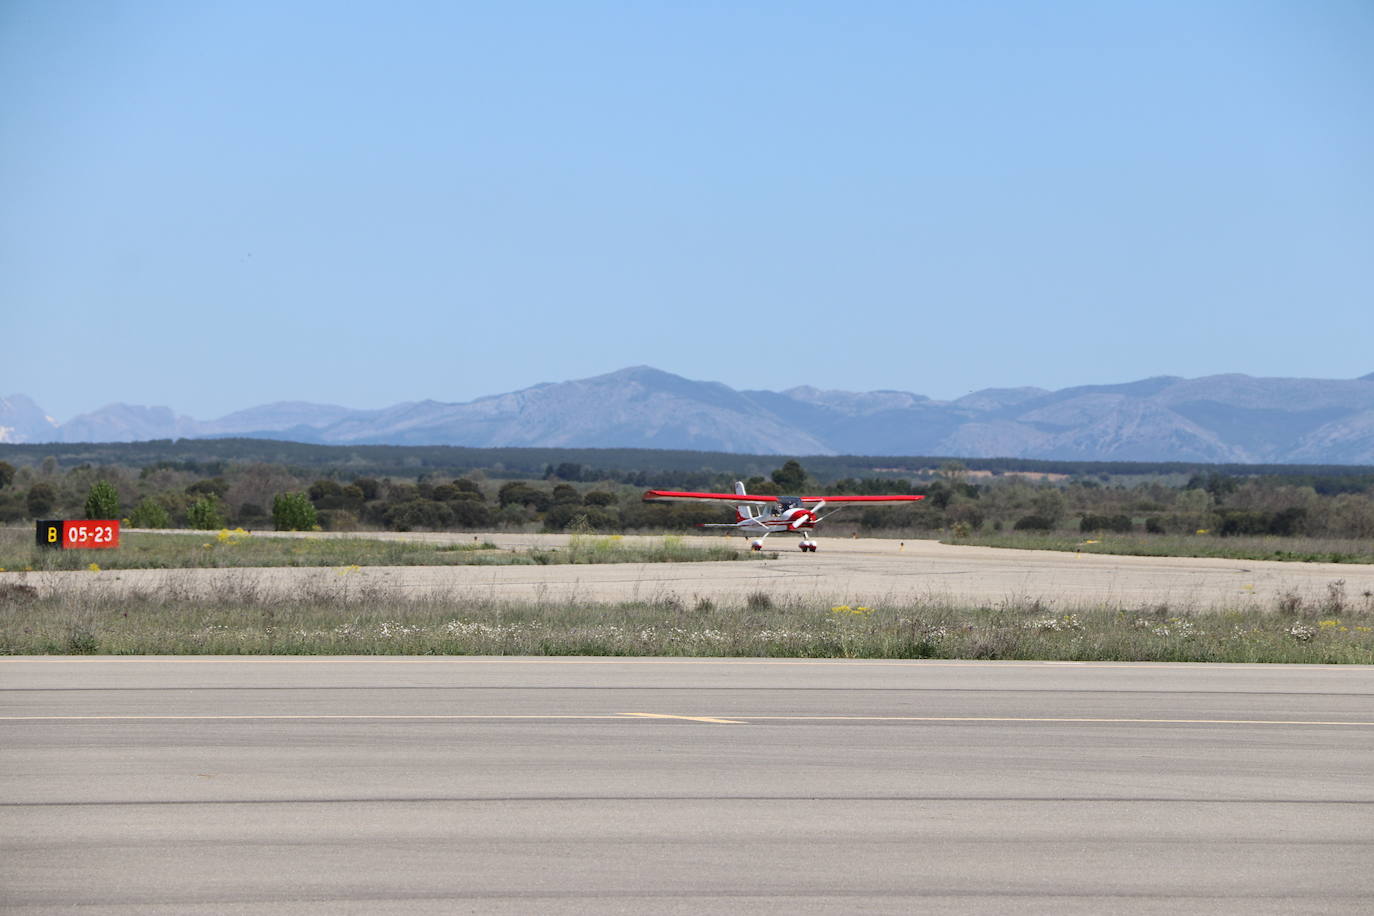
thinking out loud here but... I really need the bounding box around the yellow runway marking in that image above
[619,712,745,724]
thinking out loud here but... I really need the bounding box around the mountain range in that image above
[5,367,1374,464]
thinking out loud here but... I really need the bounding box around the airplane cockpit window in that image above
[778,496,802,510]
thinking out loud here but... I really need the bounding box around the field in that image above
[947,531,1374,564]
[0,528,766,571]
[2,577,1371,663]
[4,526,1373,662]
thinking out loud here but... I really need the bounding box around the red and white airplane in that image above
[642,481,924,551]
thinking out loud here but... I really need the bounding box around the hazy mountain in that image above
[0,394,60,443]
[10,368,1374,463]
[196,401,374,436]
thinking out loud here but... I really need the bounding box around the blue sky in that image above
[3,0,1372,421]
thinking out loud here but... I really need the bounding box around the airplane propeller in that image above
[789,500,824,529]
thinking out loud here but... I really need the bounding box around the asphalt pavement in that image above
[3,656,1373,913]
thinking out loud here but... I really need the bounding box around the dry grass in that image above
[0,528,764,571]
[3,578,1371,662]
[946,531,1374,564]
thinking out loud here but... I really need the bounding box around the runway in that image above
[10,532,1374,609]
[3,657,1373,913]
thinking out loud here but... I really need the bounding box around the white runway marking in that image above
[4,714,1371,726]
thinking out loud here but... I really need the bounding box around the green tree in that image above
[186,477,229,499]
[129,497,171,529]
[187,496,226,530]
[308,479,343,503]
[384,499,451,531]
[771,460,807,492]
[0,461,15,490]
[273,491,318,531]
[84,481,121,519]
[26,483,56,517]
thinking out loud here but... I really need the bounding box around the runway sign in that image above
[36,520,121,549]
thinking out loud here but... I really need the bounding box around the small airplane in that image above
[642,481,924,551]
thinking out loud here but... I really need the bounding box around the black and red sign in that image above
[36,520,121,549]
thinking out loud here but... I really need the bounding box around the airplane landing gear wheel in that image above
[750,540,765,551]
[800,540,818,552]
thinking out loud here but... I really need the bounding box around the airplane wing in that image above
[642,489,779,506]
[798,495,925,505]
[642,490,924,506]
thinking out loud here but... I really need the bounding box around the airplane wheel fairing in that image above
[751,540,765,551]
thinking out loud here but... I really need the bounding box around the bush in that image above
[187,496,226,530]
[448,499,492,528]
[308,479,343,503]
[129,497,171,529]
[84,481,121,519]
[273,492,318,531]
[186,477,229,499]
[25,483,56,517]
[385,498,451,531]
[498,482,551,511]
[1013,515,1054,531]
[1080,514,1133,534]
[317,509,360,531]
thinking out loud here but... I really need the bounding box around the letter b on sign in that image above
[36,519,62,548]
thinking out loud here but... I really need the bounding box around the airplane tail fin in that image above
[734,481,753,522]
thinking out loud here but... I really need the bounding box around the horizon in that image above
[8,363,1374,425]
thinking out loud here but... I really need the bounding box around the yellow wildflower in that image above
[1318,619,1340,629]
[87,563,100,572]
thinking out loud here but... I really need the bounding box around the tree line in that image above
[0,456,1371,539]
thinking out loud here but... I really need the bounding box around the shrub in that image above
[317,509,360,531]
[272,492,318,531]
[129,497,171,529]
[308,479,342,502]
[84,481,121,519]
[384,498,450,531]
[448,499,492,528]
[25,483,56,517]
[187,496,226,530]
[186,477,229,499]
[1080,514,1133,534]
[1013,515,1054,531]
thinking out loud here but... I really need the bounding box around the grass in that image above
[945,531,1374,564]
[0,528,768,571]
[2,579,1371,662]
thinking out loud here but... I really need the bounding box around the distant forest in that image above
[1,439,1371,539]
[3,438,1373,485]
